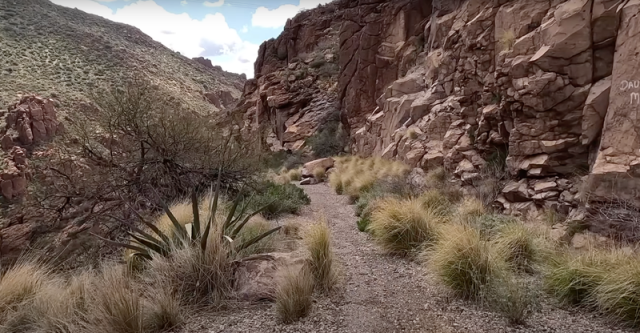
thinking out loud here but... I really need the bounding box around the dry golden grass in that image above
[286,168,303,181]
[419,190,453,215]
[313,167,326,181]
[499,29,516,51]
[329,156,409,200]
[426,223,504,299]
[369,197,446,255]
[303,217,338,292]
[454,197,486,224]
[86,265,144,333]
[143,286,184,332]
[145,231,233,308]
[275,266,314,324]
[0,261,54,320]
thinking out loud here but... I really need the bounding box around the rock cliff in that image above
[236,0,639,220]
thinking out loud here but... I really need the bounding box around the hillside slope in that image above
[0,0,245,112]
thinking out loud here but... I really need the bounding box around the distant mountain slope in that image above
[0,0,245,112]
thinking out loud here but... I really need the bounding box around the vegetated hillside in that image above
[0,0,245,113]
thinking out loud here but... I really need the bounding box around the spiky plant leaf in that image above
[191,191,200,241]
[235,226,282,252]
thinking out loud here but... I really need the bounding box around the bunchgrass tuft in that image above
[275,266,314,324]
[303,217,338,292]
[544,248,628,306]
[594,258,640,326]
[427,223,504,299]
[369,197,446,255]
[0,260,54,321]
[494,223,542,272]
[484,273,540,325]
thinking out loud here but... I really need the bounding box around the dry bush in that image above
[426,223,504,299]
[329,156,409,201]
[544,248,630,306]
[369,197,446,255]
[329,171,343,194]
[275,266,314,324]
[303,218,338,292]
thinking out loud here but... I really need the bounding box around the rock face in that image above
[235,0,640,220]
[1,95,62,200]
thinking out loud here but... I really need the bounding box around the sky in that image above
[49,0,332,78]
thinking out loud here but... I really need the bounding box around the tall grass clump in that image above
[329,156,409,200]
[427,223,504,299]
[86,266,144,333]
[494,223,545,272]
[485,274,540,325]
[303,218,338,292]
[454,198,486,224]
[369,197,445,255]
[235,215,278,256]
[143,286,184,332]
[594,259,640,326]
[286,168,302,181]
[419,190,453,215]
[0,261,55,321]
[544,249,628,306]
[275,266,314,324]
[145,234,233,308]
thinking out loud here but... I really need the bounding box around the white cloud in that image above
[241,25,248,33]
[203,0,223,7]
[251,0,331,28]
[48,0,258,77]
[180,0,187,5]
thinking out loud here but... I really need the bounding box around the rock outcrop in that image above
[235,0,640,223]
[1,95,62,200]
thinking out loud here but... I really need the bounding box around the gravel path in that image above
[183,183,633,333]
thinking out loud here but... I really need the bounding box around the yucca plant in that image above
[99,174,281,262]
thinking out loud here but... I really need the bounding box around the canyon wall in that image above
[236,0,640,217]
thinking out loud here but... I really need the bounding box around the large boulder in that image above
[302,157,335,178]
[232,253,305,302]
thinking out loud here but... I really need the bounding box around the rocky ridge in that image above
[235,0,640,228]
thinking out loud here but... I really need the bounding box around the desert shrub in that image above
[275,266,314,324]
[594,259,640,326]
[304,218,338,292]
[543,249,628,306]
[485,274,540,325]
[329,171,343,194]
[494,223,542,272]
[472,213,518,239]
[306,110,347,158]
[369,197,446,255]
[250,181,310,219]
[427,223,504,299]
[330,156,410,202]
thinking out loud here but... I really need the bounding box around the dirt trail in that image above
[184,184,632,333]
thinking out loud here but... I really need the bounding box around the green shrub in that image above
[494,223,542,272]
[306,110,347,158]
[251,181,311,219]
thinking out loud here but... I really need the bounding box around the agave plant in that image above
[101,175,280,262]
